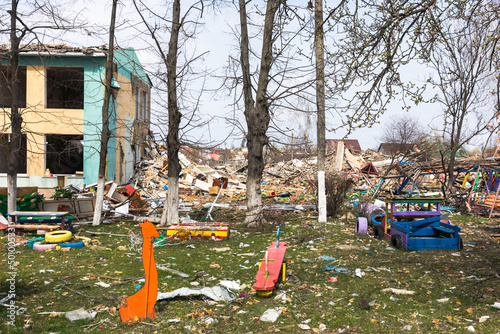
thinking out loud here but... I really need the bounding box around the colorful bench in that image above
[6,211,71,229]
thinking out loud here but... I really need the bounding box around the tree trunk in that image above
[446,148,458,191]
[245,110,268,227]
[240,0,280,228]
[315,0,327,223]
[7,0,22,215]
[160,0,182,226]
[93,0,118,226]
[446,113,462,192]
[164,176,179,224]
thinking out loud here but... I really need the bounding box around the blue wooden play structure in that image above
[389,216,462,251]
[371,196,462,251]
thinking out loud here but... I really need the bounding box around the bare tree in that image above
[420,1,500,191]
[93,0,118,226]
[324,0,436,136]
[324,0,500,144]
[6,0,22,214]
[279,101,316,161]
[238,0,283,228]
[163,0,182,226]
[132,0,207,226]
[314,0,327,223]
[379,114,427,156]
[1,1,81,214]
[228,1,345,225]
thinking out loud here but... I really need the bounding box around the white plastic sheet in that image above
[157,285,235,302]
[259,307,282,323]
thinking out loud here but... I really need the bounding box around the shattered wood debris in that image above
[31,145,500,222]
[119,147,500,218]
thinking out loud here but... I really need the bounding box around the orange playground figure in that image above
[119,220,159,322]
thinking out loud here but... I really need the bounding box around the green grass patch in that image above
[1,213,499,333]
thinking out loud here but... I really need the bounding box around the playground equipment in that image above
[45,230,72,243]
[253,225,287,297]
[372,197,462,251]
[27,232,87,251]
[6,211,72,229]
[355,217,368,235]
[376,196,443,240]
[390,216,462,251]
[119,220,159,322]
[166,221,229,240]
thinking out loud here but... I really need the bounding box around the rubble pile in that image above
[33,144,500,219]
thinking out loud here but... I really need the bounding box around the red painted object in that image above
[125,185,136,196]
[253,241,287,293]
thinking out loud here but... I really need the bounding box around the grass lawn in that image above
[1,210,499,333]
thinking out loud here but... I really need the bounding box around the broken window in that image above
[46,67,84,109]
[142,90,147,121]
[0,65,27,108]
[46,134,83,174]
[0,133,27,173]
[135,87,141,120]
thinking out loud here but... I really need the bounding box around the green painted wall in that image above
[82,59,106,185]
[114,48,151,85]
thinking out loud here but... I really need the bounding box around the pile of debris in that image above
[30,142,500,220]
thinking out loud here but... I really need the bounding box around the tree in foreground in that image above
[5,0,23,214]
[93,0,118,226]
[238,0,283,228]
[314,0,327,223]
[1,0,80,214]
[133,0,207,226]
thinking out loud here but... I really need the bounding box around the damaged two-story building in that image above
[0,44,151,191]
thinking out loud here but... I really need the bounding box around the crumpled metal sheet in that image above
[157,285,236,302]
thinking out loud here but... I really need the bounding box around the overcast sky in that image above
[5,0,493,151]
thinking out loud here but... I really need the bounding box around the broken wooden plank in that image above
[345,148,361,170]
[335,141,345,172]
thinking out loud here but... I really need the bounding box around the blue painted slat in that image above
[408,228,441,237]
[407,236,460,250]
[396,178,410,195]
[433,226,455,233]
[407,237,460,251]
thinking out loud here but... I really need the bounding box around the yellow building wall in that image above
[115,71,135,183]
[0,65,85,177]
[1,64,148,181]
[114,71,150,184]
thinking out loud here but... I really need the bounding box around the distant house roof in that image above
[378,143,414,155]
[326,139,362,154]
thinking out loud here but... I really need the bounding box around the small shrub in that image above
[324,173,355,218]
